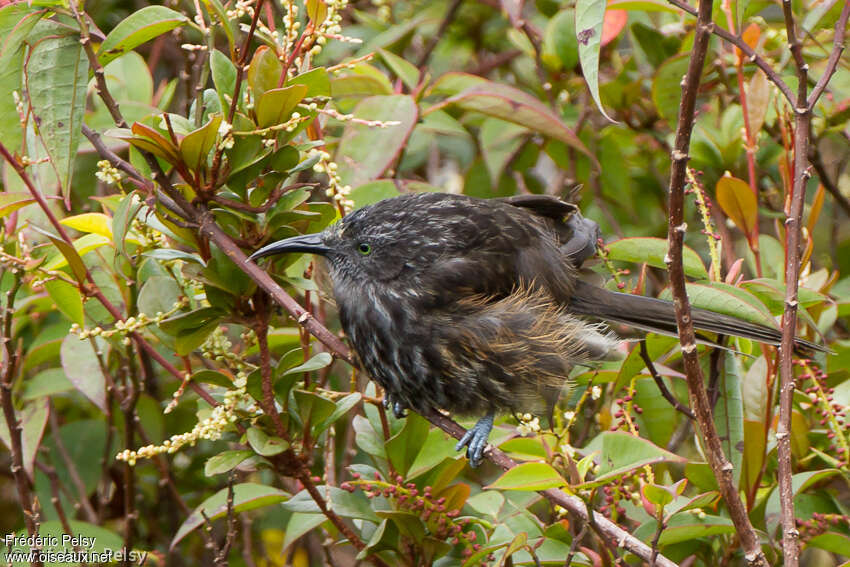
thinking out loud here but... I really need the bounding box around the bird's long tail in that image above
[568,280,827,354]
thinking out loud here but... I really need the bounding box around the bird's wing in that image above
[418,199,578,305]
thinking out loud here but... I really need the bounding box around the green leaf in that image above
[480,118,527,183]
[353,414,386,459]
[282,486,379,522]
[634,513,735,546]
[60,335,107,411]
[97,6,188,67]
[406,428,459,479]
[605,237,708,279]
[0,6,43,154]
[575,0,614,121]
[282,352,333,375]
[642,483,674,508]
[180,113,223,170]
[386,413,430,477]
[287,68,331,98]
[713,352,744,488]
[292,390,337,432]
[486,462,567,491]
[498,436,548,460]
[142,248,206,265]
[246,427,289,456]
[542,10,578,71]
[0,399,47,478]
[210,49,237,113]
[21,368,73,400]
[584,431,686,485]
[349,180,400,209]
[44,279,84,325]
[378,49,420,90]
[652,54,692,124]
[434,80,597,166]
[205,450,254,476]
[246,46,282,102]
[330,74,394,98]
[27,32,88,199]
[0,193,37,219]
[282,513,327,552]
[314,392,362,435]
[256,84,308,128]
[171,483,289,549]
[336,95,418,187]
[41,233,110,276]
[112,192,143,261]
[657,282,776,329]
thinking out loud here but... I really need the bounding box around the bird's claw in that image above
[455,413,495,467]
[392,401,406,418]
[381,394,407,418]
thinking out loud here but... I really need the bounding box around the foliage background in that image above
[0,0,848,565]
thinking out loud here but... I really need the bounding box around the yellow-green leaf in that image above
[306,0,328,24]
[180,113,223,171]
[60,213,113,239]
[486,462,567,491]
[246,46,282,102]
[255,85,308,128]
[0,192,37,219]
[716,174,757,238]
[97,6,188,67]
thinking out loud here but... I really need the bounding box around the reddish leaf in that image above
[601,9,627,46]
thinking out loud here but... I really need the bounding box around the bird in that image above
[249,192,825,467]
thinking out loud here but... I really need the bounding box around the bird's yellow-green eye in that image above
[357,242,372,255]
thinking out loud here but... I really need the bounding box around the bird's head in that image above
[248,195,464,287]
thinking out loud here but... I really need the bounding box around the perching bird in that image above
[249,192,824,466]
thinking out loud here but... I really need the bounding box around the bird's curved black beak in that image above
[247,233,329,262]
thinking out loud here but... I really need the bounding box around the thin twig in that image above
[81,124,149,186]
[806,1,850,109]
[666,0,795,104]
[638,342,694,419]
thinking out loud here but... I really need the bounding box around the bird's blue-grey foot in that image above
[455,412,495,467]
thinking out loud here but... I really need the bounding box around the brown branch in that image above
[638,341,694,419]
[81,124,149,186]
[663,0,767,563]
[0,277,42,559]
[422,409,678,567]
[776,1,813,564]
